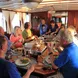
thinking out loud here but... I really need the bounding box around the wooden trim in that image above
[0,8,27,13]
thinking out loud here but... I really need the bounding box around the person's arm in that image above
[23,64,35,78]
[53,28,59,34]
[46,30,51,35]
[47,45,58,69]
[6,61,35,78]
[10,34,17,43]
[45,25,51,35]
[24,36,35,42]
[23,71,31,78]
[24,37,32,42]
[10,35,18,48]
[53,25,60,34]
[49,53,58,69]
[47,45,69,69]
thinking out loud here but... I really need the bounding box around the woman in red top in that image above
[10,26,24,48]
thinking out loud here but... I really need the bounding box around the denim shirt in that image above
[39,24,48,35]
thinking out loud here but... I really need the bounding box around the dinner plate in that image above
[15,58,30,66]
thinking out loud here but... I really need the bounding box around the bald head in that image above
[0,27,4,36]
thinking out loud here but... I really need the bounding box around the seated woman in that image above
[55,21,63,35]
[22,22,36,42]
[10,26,23,48]
[48,20,58,35]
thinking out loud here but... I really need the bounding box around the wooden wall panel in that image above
[31,11,51,27]
[68,11,74,26]
[31,11,51,36]
[31,11,48,21]
[68,11,78,32]
[75,12,78,32]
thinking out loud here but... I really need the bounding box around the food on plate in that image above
[20,58,29,64]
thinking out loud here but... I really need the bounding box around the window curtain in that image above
[2,10,10,33]
[23,13,26,24]
[10,11,15,32]
[29,14,31,28]
[18,12,24,31]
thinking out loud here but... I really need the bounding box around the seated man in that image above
[48,28,78,78]
[22,22,36,42]
[0,35,35,78]
[38,18,48,36]
[0,27,12,51]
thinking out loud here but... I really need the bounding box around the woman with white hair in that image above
[10,26,23,48]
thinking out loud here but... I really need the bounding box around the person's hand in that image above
[19,39,23,42]
[23,64,36,78]
[51,33,54,35]
[47,42,52,53]
[34,35,38,39]
[31,36,35,40]
[28,64,36,73]
[56,46,64,53]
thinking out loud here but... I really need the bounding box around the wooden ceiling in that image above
[0,0,78,12]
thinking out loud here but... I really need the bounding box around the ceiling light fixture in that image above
[22,0,42,8]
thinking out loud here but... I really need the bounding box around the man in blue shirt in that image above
[38,18,48,36]
[0,35,35,78]
[48,28,78,78]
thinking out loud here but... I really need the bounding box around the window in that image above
[52,16,56,22]
[24,14,30,23]
[52,16,68,26]
[66,17,68,26]
[12,13,20,29]
[0,12,6,31]
[61,17,65,24]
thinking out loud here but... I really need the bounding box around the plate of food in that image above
[15,57,30,66]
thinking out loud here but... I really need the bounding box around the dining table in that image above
[10,49,58,78]
[10,34,60,78]
[16,57,57,78]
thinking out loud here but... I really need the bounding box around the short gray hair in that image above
[60,29,73,43]
[67,26,77,35]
